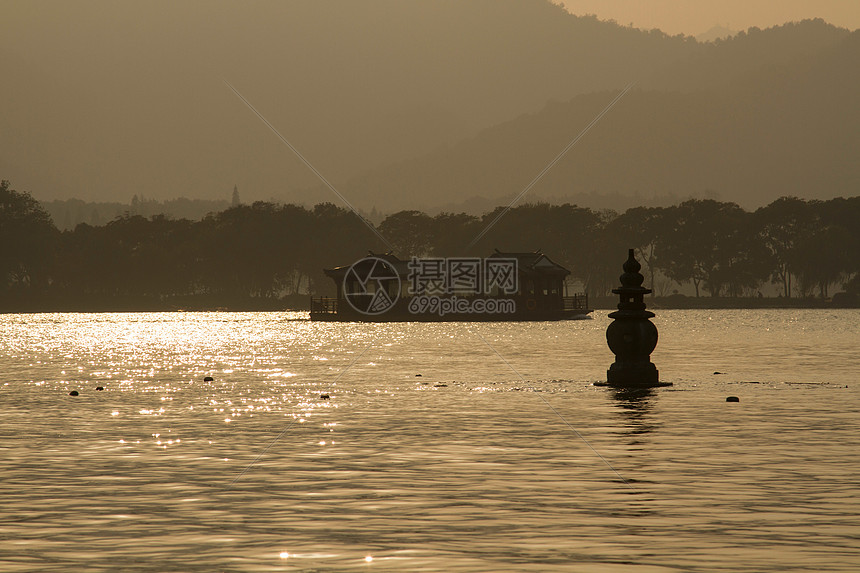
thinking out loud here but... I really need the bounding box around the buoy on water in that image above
[726,396,740,402]
[69,390,79,396]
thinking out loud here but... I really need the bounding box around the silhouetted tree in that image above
[754,196,814,297]
[430,212,481,257]
[378,210,435,257]
[3,179,857,310]
[579,209,626,298]
[308,203,384,295]
[0,180,59,300]
[794,224,854,298]
[657,200,766,297]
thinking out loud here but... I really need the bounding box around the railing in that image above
[310,297,338,315]
[562,293,589,311]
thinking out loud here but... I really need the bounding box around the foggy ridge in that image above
[0,0,692,203]
[1,2,856,210]
[344,20,860,211]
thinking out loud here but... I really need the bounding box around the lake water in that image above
[1,310,858,572]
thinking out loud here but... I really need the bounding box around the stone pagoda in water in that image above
[605,249,669,387]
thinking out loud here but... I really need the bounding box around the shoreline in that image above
[2,294,857,314]
[593,295,858,310]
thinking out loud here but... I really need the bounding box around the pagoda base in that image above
[602,361,671,387]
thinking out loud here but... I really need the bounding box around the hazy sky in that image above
[1,0,857,206]
[558,0,860,35]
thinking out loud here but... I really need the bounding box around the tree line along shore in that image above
[2,180,858,313]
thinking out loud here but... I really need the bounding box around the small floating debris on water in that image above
[726,396,740,402]
[714,371,725,375]
[96,386,104,391]
[69,390,79,396]
[203,376,214,382]
[415,374,422,377]
[320,394,330,400]
[433,384,447,388]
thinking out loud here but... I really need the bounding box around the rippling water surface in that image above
[1,310,858,571]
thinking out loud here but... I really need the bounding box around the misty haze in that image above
[3,1,859,211]
[1,1,859,572]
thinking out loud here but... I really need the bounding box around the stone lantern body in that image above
[606,249,664,387]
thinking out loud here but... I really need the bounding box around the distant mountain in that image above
[647,18,851,92]
[696,25,737,43]
[339,21,860,211]
[3,4,854,211]
[42,197,231,230]
[1,0,697,204]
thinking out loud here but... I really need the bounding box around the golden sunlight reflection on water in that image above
[0,310,858,571]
